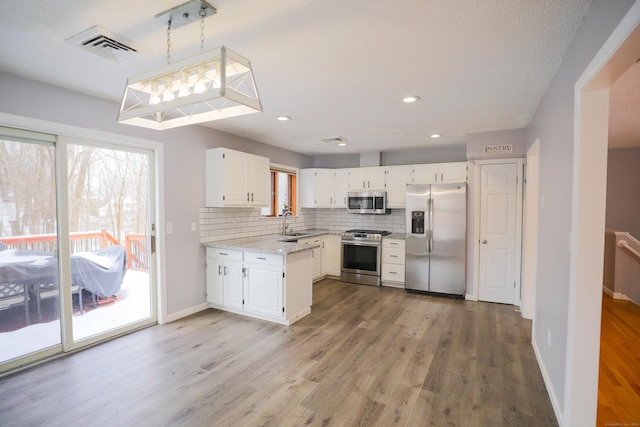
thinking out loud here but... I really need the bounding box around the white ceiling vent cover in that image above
[321,137,347,145]
[66,26,138,62]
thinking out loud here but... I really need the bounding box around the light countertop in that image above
[202,229,332,255]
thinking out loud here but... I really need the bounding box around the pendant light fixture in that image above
[117,0,262,130]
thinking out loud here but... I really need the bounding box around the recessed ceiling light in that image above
[402,96,420,103]
[276,116,291,121]
[430,133,442,139]
[337,141,347,146]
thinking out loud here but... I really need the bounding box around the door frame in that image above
[0,112,166,371]
[564,5,640,426]
[521,140,540,320]
[471,158,523,306]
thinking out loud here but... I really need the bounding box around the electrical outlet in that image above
[166,222,174,234]
[191,222,197,232]
[547,329,551,347]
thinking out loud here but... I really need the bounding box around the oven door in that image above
[341,240,381,276]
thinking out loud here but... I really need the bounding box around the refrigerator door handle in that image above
[429,197,434,253]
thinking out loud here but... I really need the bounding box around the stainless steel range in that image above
[341,229,391,286]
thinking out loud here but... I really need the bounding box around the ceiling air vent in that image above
[321,137,348,146]
[66,26,138,62]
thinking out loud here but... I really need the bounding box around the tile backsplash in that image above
[199,207,406,243]
[314,209,405,234]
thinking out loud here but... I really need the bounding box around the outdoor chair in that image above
[0,283,30,325]
[34,282,83,323]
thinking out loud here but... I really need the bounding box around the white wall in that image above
[606,147,640,237]
[466,128,527,159]
[0,71,314,317]
[523,0,635,420]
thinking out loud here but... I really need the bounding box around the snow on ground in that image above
[0,270,151,363]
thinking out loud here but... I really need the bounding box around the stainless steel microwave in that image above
[346,191,389,214]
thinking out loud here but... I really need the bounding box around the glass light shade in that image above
[117,46,262,130]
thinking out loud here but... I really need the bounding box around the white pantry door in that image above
[478,163,519,304]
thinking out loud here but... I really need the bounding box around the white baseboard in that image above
[532,338,564,427]
[613,292,632,301]
[603,286,614,297]
[163,302,210,324]
[465,293,478,301]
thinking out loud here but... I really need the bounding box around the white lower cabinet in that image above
[205,247,312,325]
[298,234,341,281]
[245,262,283,318]
[244,252,284,318]
[222,261,245,310]
[381,238,406,287]
[322,234,341,276]
[298,236,322,281]
[206,248,243,307]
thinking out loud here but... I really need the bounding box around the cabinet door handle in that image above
[390,242,398,246]
[390,271,397,274]
[434,173,437,182]
[256,257,267,260]
[242,267,247,278]
[441,173,443,181]
[251,193,254,202]
[224,266,228,275]
[247,192,250,201]
[218,265,222,275]
[390,255,398,258]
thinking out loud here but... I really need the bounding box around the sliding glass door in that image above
[0,129,62,364]
[65,140,154,343]
[0,128,157,371]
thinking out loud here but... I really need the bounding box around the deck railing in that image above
[0,230,149,272]
[124,233,149,272]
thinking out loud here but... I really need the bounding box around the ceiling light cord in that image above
[166,20,172,64]
[200,7,206,54]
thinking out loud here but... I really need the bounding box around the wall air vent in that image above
[66,26,138,62]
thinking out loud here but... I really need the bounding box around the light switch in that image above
[166,222,174,234]
[191,222,197,232]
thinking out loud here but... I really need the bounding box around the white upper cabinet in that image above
[333,169,349,208]
[347,167,385,190]
[438,162,467,183]
[206,148,270,207]
[411,162,467,184]
[411,163,439,184]
[247,155,270,206]
[300,168,335,208]
[385,165,412,208]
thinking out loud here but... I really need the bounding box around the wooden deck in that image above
[0,278,557,426]
[598,293,640,425]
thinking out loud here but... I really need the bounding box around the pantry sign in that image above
[483,144,513,155]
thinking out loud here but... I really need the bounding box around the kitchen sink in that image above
[283,232,307,237]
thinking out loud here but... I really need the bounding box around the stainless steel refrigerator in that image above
[405,183,467,296]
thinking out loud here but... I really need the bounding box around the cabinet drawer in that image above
[383,238,405,249]
[382,264,405,283]
[206,247,243,261]
[245,251,284,266]
[382,247,405,264]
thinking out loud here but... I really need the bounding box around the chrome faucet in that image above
[282,210,293,235]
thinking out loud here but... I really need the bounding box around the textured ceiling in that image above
[2,0,628,155]
[609,61,640,149]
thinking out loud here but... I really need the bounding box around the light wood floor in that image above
[598,293,640,425]
[0,279,557,426]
